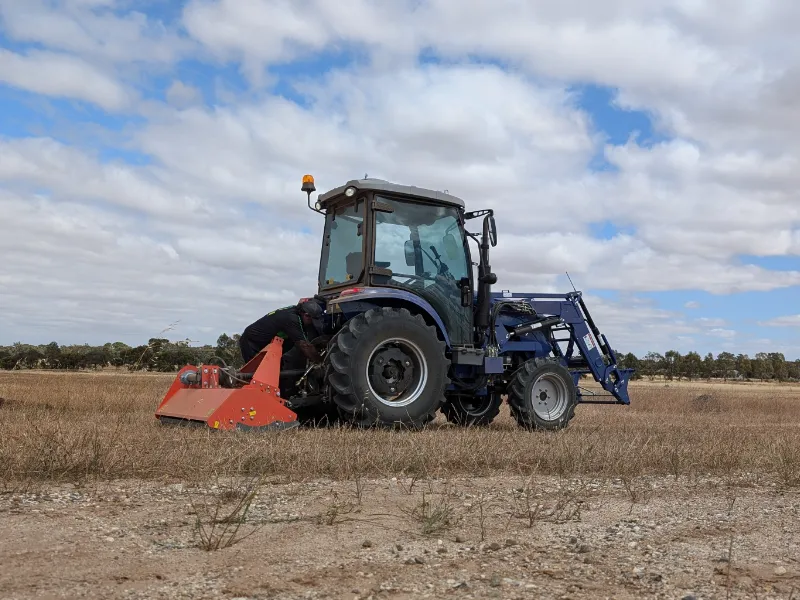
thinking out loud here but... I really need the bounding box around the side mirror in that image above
[443,233,459,259]
[404,240,415,267]
[488,215,497,247]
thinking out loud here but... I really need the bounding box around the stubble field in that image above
[1,371,799,599]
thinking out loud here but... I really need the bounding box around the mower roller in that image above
[156,175,634,431]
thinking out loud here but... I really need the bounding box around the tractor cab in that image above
[302,176,498,347]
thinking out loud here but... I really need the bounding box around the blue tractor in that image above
[283,175,633,430]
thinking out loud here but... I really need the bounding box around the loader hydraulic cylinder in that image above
[510,316,562,338]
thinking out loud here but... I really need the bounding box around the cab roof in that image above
[318,178,466,209]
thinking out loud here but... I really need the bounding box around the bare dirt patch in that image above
[1,475,798,599]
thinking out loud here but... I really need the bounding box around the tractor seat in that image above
[345,252,363,280]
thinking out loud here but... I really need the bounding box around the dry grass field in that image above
[1,371,799,599]
[1,371,799,485]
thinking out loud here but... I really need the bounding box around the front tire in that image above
[326,307,449,429]
[507,357,577,430]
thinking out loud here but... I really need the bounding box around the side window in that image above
[321,201,364,286]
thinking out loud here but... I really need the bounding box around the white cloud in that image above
[0,49,129,110]
[0,137,214,218]
[0,0,190,65]
[165,81,202,107]
[709,328,737,339]
[758,315,800,327]
[685,301,701,309]
[695,317,727,328]
[0,189,321,345]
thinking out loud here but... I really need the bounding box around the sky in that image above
[0,0,799,359]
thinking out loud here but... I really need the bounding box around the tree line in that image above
[0,335,245,373]
[0,333,800,381]
[615,350,800,382]
[1,337,799,382]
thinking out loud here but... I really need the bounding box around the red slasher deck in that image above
[155,337,299,431]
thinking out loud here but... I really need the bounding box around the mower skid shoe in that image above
[154,338,299,431]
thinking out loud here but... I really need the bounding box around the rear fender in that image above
[326,287,451,347]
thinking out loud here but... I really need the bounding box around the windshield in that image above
[373,196,472,344]
[319,200,364,287]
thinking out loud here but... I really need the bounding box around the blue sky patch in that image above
[588,220,636,240]
[572,83,670,172]
[738,255,800,272]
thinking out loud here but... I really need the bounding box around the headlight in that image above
[344,186,356,197]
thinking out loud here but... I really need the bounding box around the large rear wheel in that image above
[507,357,577,430]
[327,307,449,428]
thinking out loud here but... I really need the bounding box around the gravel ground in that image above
[1,475,798,599]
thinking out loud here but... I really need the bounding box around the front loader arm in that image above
[493,291,633,404]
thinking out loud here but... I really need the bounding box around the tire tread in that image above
[325,307,449,429]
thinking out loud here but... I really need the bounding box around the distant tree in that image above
[716,352,736,380]
[103,341,131,367]
[640,352,664,380]
[619,352,641,379]
[735,354,752,379]
[663,350,682,380]
[702,352,716,379]
[41,342,60,368]
[753,352,774,381]
[789,360,800,380]
[215,333,244,369]
[682,351,703,380]
[770,352,788,381]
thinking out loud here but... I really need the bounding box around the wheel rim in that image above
[530,373,569,420]
[365,337,428,407]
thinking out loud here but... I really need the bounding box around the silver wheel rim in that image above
[365,337,428,407]
[530,373,569,420]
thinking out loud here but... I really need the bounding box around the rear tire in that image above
[326,307,449,429]
[442,393,502,426]
[507,357,577,430]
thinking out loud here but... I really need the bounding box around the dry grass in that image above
[1,371,799,488]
